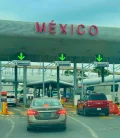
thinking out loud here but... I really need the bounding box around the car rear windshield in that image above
[52,92,58,96]
[7,96,15,98]
[89,94,107,100]
[32,99,61,107]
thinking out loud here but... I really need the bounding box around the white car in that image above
[7,95,17,107]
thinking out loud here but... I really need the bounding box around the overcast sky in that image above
[0,0,120,72]
[0,0,120,27]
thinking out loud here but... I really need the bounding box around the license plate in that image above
[97,108,101,110]
[44,112,51,117]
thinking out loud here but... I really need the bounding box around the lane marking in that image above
[99,116,113,119]
[68,115,99,138]
[4,118,15,138]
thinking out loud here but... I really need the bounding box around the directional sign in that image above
[94,62,109,67]
[18,52,25,60]
[55,61,71,66]
[12,60,31,66]
[96,54,103,62]
[59,54,66,61]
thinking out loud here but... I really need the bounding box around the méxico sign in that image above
[36,20,98,36]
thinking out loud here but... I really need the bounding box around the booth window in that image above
[111,84,118,92]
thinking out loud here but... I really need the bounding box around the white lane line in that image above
[68,115,99,138]
[4,118,15,138]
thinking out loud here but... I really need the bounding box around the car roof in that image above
[33,97,59,100]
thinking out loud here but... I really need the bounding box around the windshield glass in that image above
[32,99,61,107]
[89,94,107,100]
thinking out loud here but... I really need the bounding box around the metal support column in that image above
[101,67,104,82]
[57,66,60,98]
[113,63,115,92]
[0,61,2,111]
[23,66,27,105]
[73,58,77,95]
[42,62,45,97]
[113,63,116,102]
[81,63,84,98]
[15,65,18,99]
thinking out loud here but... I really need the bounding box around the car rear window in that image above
[52,92,58,96]
[7,96,15,98]
[89,94,107,100]
[32,99,61,107]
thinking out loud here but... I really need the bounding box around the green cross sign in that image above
[96,54,103,62]
[59,54,66,61]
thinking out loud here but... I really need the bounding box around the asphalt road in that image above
[0,106,120,138]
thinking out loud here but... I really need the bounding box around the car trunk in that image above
[31,106,62,120]
[88,100,108,108]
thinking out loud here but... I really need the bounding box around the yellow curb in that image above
[21,111,27,115]
[8,111,14,115]
[67,110,76,113]
[20,105,26,108]
[0,111,14,115]
[64,105,77,109]
[74,106,77,109]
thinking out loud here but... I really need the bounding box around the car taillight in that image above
[56,109,66,114]
[86,101,91,107]
[27,109,39,116]
[107,102,109,107]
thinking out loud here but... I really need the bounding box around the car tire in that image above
[27,127,31,131]
[61,126,66,131]
[83,108,88,116]
[105,112,109,116]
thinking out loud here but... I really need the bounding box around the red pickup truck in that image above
[77,93,109,116]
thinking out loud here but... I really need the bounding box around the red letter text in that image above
[36,22,46,32]
[60,24,67,34]
[49,20,56,34]
[89,25,98,36]
[77,24,85,35]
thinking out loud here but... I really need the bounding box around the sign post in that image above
[12,60,31,105]
[15,52,26,100]
[42,62,45,97]
[15,65,18,100]
[23,66,27,105]
[49,84,52,97]
[0,61,2,111]
[81,63,84,98]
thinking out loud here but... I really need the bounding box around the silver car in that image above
[7,95,16,107]
[27,97,67,131]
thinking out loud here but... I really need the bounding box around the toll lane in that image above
[3,106,120,138]
[0,114,94,138]
[69,113,120,138]
[0,117,14,138]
